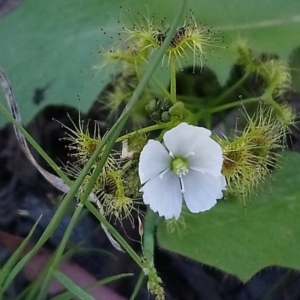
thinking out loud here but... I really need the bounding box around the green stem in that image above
[36,203,84,300]
[36,272,52,300]
[51,204,84,266]
[0,104,71,185]
[122,160,133,171]
[129,271,145,300]
[143,209,157,264]
[116,123,167,143]
[151,76,171,98]
[85,201,142,267]
[176,71,247,107]
[213,72,249,105]
[1,217,42,292]
[170,58,177,103]
[25,255,53,300]
[208,97,261,114]
[177,95,203,103]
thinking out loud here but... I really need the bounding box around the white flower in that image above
[138,122,226,219]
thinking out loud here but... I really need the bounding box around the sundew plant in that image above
[0,0,300,299]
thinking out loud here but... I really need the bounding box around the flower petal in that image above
[163,123,223,176]
[163,123,211,157]
[187,137,223,175]
[138,140,170,184]
[140,170,182,219]
[182,170,225,213]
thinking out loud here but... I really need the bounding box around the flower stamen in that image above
[179,176,186,193]
[159,168,170,179]
[171,157,189,176]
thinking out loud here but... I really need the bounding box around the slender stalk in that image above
[177,95,203,103]
[176,73,249,108]
[129,271,145,300]
[51,206,83,274]
[143,209,157,263]
[116,123,167,142]
[85,201,142,267]
[170,58,177,103]
[213,72,249,105]
[36,204,84,300]
[208,97,261,114]
[0,104,71,185]
[151,76,171,98]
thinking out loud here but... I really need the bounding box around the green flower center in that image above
[171,157,189,176]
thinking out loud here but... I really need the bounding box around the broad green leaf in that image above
[0,0,299,126]
[157,151,300,282]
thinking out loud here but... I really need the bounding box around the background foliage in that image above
[158,151,300,281]
[0,0,299,126]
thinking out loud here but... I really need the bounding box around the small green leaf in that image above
[0,216,41,292]
[51,273,132,300]
[52,270,95,300]
[157,151,300,282]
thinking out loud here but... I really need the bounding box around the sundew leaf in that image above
[0,0,299,126]
[157,151,300,282]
